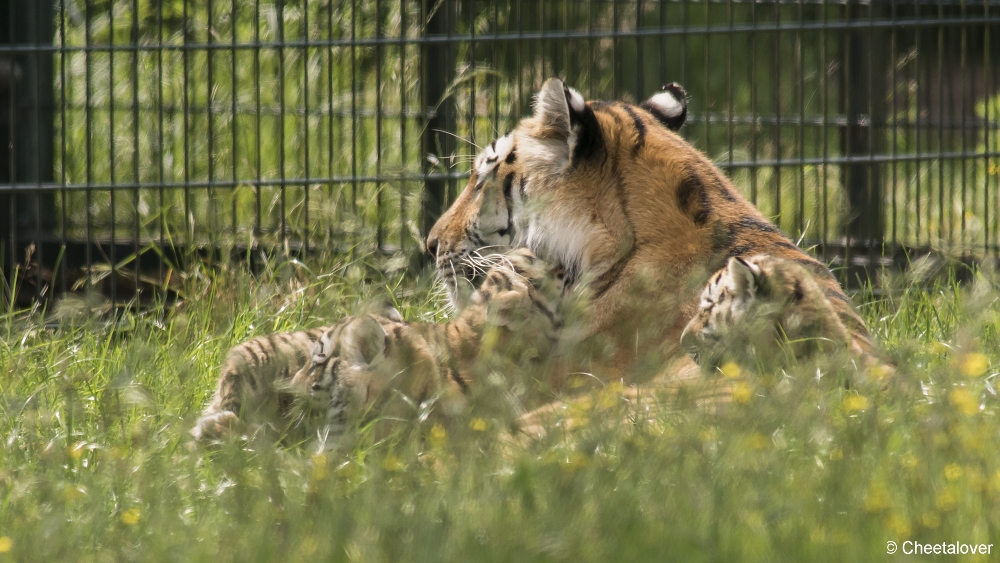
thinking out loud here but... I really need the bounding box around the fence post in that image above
[842,0,886,251]
[420,0,457,246]
[0,0,54,296]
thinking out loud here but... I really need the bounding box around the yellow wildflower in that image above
[922,511,941,528]
[469,418,488,432]
[944,463,963,481]
[935,489,957,512]
[829,447,843,461]
[428,424,447,448]
[929,341,950,356]
[842,394,869,413]
[310,453,329,482]
[900,453,918,468]
[0,537,11,553]
[868,364,892,380]
[62,484,86,502]
[949,388,979,416]
[864,484,891,512]
[745,433,770,450]
[68,442,89,460]
[732,381,753,404]
[719,362,741,379]
[960,353,989,378]
[381,456,404,473]
[120,508,141,525]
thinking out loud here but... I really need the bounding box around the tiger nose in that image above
[425,234,439,259]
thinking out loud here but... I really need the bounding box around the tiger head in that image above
[426,80,689,308]
[679,255,852,369]
[289,315,390,428]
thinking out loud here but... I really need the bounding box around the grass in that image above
[2,251,1000,562]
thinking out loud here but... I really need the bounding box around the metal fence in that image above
[2,0,999,308]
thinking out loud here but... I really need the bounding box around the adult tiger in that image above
[426,79,873,377]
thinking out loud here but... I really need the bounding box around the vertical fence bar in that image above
[132,0,140,307]
[278,0,287,246]
[1,0,54,308]
[376,0,384,250]
[421,0,456,240]
[1,0,13,304]
[231,0,239,243]
[843,0,885,251]
[208,0,216,248]
[303,0,310,255]
[108,0,117,307]
[400,0,408,254]
[59,0,67,297]
[254,0,262,239]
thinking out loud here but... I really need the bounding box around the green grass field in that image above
[2,250,1000,562]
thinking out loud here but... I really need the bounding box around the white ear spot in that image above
[494,133,514,162]
[566,87,586,113]
[647,91,684,118]
[474,133,514,178]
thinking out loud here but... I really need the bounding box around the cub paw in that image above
[190,410,241,442]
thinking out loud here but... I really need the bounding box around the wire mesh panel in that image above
[2,0,998,310]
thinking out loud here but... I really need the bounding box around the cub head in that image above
[679,256,763,366]
[679,255,850,368]
[289,315,388,426]
[426,79,689,308]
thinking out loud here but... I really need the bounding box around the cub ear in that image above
[340,315,387,366]
[640,82,688,131]
[727,256,762,300]
[533,78,587,140]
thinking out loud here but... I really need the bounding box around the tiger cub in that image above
[191,248,565,442]
[680,254,885,373]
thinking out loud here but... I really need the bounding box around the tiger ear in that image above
[531,79,598,169]
[727,256,762,300]
[640,82,688,131]
[340,315,387,366]
[533,78,575,140]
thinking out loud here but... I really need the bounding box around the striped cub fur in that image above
[190,325,343,442]
[191,248,563,442]
[293,248,565,432]
[680,254,885,372]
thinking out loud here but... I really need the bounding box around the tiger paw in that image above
[190,410,241,442]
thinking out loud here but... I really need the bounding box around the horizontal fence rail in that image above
[2,0,999,309]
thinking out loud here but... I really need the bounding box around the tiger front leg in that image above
[296,316,467,436]
[191,329,323,443]
[190,409,241,442]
